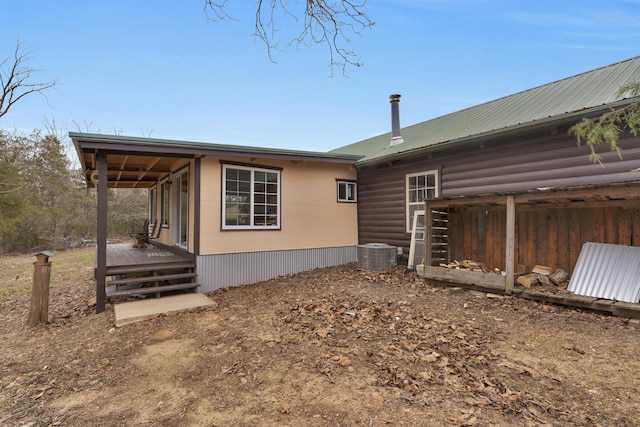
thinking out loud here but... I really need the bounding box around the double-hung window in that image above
[222,164,281,230]
[406,170,438,232]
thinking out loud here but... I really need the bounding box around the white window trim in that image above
[222,164,281,230]
[149,185,157,223]
[337,180,357,203]
[405,170,439,233]
[160,178,170,227]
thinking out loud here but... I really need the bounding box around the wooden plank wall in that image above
[447,206,640,274]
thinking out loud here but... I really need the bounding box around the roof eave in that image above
[70,132,363,165]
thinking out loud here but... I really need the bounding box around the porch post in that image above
[505,195,515,294]
[194,157,201,255]
[96,150,108,313]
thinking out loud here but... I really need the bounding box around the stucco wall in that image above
[198,156,358,255]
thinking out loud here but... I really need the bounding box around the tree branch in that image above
[204,0,374,75]
[569,81,640,164]
[0,40,58,120]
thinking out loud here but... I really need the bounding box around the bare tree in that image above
[204,0,374,75]
[0,40,58,120]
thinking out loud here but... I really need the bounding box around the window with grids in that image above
[222,164,280,230]
[406,170,438,232]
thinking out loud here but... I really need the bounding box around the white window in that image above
[222,164,281,230]
[160,179,170,227]
[406,170,438,232]
[149,186,157,223]
[337,180,357,203]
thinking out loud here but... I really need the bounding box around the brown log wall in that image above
[356,129,640,253]
[447,206,640,274]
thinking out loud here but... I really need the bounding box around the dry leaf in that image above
[279,401,290,414]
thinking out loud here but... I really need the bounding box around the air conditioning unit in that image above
[357,243,397,271]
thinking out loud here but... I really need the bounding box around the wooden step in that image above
[106,261,194,276]
[107,272,197,287]
[106,282,200,298]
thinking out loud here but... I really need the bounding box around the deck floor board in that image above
[105,243,192,271]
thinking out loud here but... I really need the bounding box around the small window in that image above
[337,180,357,203]
[222,164,281,230]
[406,170,438,232]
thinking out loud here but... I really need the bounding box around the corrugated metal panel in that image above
[196,246,357,293]
[568,242,640,303]
[331,55,640,164]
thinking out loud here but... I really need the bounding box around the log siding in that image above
[356,128,640,262]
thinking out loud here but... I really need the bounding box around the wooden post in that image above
[27,251,55,327]
[96,150,108,313]
[505,195,516,294]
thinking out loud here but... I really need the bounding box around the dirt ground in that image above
[1,249,639,426]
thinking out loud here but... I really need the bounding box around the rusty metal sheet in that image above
[568,242,640,303]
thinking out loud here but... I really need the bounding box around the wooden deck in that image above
[101,243,199,299]
[105,243,193,271]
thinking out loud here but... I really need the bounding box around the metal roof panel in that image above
[568,242,640,303]
[332,55,640,164]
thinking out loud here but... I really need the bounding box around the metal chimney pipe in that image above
[389,94,404,146]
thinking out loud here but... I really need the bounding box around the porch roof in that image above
[71,132,362,188]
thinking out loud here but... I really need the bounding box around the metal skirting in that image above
[196,246,357,293]
[568,242,640,303]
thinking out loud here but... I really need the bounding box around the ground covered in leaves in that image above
[1,249,639,426]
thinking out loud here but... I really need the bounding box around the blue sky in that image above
[2,0,639,152]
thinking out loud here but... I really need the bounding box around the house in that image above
[331,55,640,290]
[71,134,361,312]
[74,55,640,313]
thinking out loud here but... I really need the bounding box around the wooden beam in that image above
[428,183,640,210]
[145,156,161,170]
[96,150,108,313]
[119,155,129,171]
[514,185,640,204]
[505,195,515,295]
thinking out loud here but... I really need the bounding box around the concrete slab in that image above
[114,293,217,327]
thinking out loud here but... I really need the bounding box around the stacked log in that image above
[438,260,570,288]
[516,265,570,288]
[439,260,497,274]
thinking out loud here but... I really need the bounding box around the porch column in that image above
[505,195,515,294]
[96,150,108,313]
[194,157,201,255]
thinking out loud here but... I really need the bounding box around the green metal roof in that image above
[331,55,640,165]
[70,132,362,163]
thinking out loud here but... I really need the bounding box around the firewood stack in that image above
[439,260,571,288]
[516,265,569,288]
[439,260,499,274]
